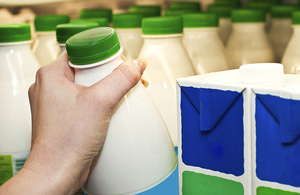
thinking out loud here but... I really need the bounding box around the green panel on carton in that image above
[257,186,300,195]
[0,155,13,186]
[182,171,244,195]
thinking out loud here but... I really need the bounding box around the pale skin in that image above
[0,51,147,194]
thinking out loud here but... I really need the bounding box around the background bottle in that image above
[169,1,201,12]
[56,23,99,54]
[268,5,299,62]
[138,16,195,146]
[129,5,161,17]
[0,23,39,186]
[182,13,230,74]
[70,18,109,27]
[66,27,177,195]
[282,10,300,74]
[112,13,144,59]
[226,9,275,69]
[79,8,112,23]
[32,14,70,66]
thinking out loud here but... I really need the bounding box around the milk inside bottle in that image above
[138,16,195,146]
[226,9,275,69]
[112,13,144,59]
[0,23,39,186]
[66,27,177,195]
[56,23,99,54]
[32,14,70,66]
[182,13,230,74]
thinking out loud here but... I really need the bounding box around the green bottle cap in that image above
[56,23,99,44]
[170,1,201,12]
[270,5,299,18]
[247,1,274,13]
[129,5,161,17]
[80,9,112,22]
[70,18,109,27]
[231,9,266,23]
[0,23,31,43]
[182,13,219,28]
[214,0,241,7]
[66,27,121,65]
[207,4,234,18]
[164,8,198,16]
[142,16,183,35]
[292,10,300,24]
[113,13,144,28]
[255,0,281,5]
[34,15,70,32]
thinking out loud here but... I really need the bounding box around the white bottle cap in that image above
[239,63,284,84]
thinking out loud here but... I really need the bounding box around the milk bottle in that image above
[227,9,275,69]
[112,13,144,59]
[0,23,39,186]
[79,9,112,23]
[70,18,109,27]
[56,23,99,54]
[182,13,230,74]
[138,16,195,146]
[32,14,70,66]
[66,27,177,195]
[164,8,198,16]
[129,5,161,17]
[207,4,234,45]
[282,10,300,74]
[269,5,298,62]
[169,1,201,12]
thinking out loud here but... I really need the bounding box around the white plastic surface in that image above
[32,32,60,66]
[138,34,195,146]
[182,27,230,74]
[72,55,177,195]
[239,63,284,84]
[268,18,293,62]
[115,28,143,59]
[219,18,232,46]
[282,26,300,74]
[0,41,39,154]
[226,23,275,69]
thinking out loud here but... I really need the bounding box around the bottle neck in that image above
[184,27,219,35]
[142,34,183,45]
[232,23,265,32]
[271,18,291,28]
[72,50,123,86]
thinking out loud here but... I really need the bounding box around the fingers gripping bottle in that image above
[282,11,300,74]
[112,13,144,59]
[182,13,231,74]
[32,15,70,66]
[138,16,196,146]
[56,23,99,54]
[0,23,39,186]
[66,27,177,195]
[226,9,275,69]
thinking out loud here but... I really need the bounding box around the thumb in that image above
[87,58,147,111]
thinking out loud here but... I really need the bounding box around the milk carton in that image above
[177,63,300,195]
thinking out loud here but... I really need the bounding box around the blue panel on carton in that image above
[181,87,244,176]
[256,94,300,187]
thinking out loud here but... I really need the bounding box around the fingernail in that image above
[132,58,147,73]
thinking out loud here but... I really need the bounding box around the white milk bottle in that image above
[169,1,201,12]
[66,27,177,195]
[79,9,112,23]
[207,4,234,46]
[0,23,39,186]
[112,13,144,59]
[32,14,70,66]
[129,5,161,17]
[56,23,99,54]
[70,18,109,27]
[138,16,195,146]
[182,13,230,74]
[269,5,298,63]
[227,9,275,69]
[247,1,274,32]
[282,11,300,74]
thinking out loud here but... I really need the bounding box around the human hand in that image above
[0,51,146,194]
